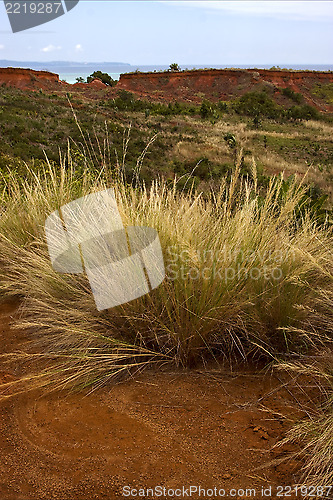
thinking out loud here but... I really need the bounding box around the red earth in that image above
[1,66,332,111]
[116,68,333,111]
[0,301,324,500]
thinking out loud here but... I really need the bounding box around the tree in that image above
[233,91,282,119]
[75,76,85,83]
[86,71,116,86]
[169,63,181,72]
[200,101,210,119]
[252,114,261,129]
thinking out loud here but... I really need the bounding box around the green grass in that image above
[311,83,333,105]
[1,87,332,200]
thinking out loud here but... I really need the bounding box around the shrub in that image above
[233,91,283,119]
[287,104,319,121]
[218,101,228,112]
[87,71,116,87]
[311,83,333,104]
[169,63,181,72]
[200,101,211,119]
[281,87,303,104]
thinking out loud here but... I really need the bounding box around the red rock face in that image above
[1,67,332,111]
[86,78,107,89]
[116,68,333,111]
[72,78,107,89]
[0,67,64,91]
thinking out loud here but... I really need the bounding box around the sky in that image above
[0,1,332,66]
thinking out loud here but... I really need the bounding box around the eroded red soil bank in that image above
[117,68,333,110]
[0,67,107,92]
[1,66,332,110]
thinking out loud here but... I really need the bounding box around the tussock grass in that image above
[0,147,332,489]
[277,350,333,492]
[0,152,332,384]
[303,119,333,137]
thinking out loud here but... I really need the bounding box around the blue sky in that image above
[0,1,332,65]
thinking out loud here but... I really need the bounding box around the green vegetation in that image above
[169,63,181,72]
[87,71,117,86]
[281,87,303,104]
[233,90,320,121]
[0,86,331,207]
[287,104,320,121]
[233,90,283,119]
[311,82,333,104]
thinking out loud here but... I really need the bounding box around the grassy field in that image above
[0,85,332,492]
[0,87,332,204]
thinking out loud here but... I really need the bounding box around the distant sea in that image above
[0,60,332,84]
[59,72,121,83]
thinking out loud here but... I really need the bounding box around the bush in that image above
[87,71,116,87]
[281,87,303,104]
[311,83,333,104]
[218,101,228,112]
[200,101,211,119]
[287,104,319,121]
[169,63,181,72]
[233,91,283,119]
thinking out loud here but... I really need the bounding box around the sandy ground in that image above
[0,302,321,500]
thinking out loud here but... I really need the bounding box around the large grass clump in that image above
[0,151,332,386]
[0,148,332,489]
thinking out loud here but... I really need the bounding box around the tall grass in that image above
[0,151,332,384]
[277,348,333,492]
[0,146,332,489]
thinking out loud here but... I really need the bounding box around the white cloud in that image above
[75,44,83,52]
[41,44,62,53]
[0,45,4,50]
[168,1,333,22]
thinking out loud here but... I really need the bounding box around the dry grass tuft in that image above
[0,146,332,488]
[277,351,333,492]
[0,152,332,387]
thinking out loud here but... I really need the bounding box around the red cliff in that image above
[116,68,333,111]
[1,67,332,111]
[0,67,64,91]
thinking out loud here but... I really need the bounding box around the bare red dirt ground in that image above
[0,302,322,500]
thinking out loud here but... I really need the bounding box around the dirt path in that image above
[0,303,319,500]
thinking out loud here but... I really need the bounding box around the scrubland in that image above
[0,85,332,492]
